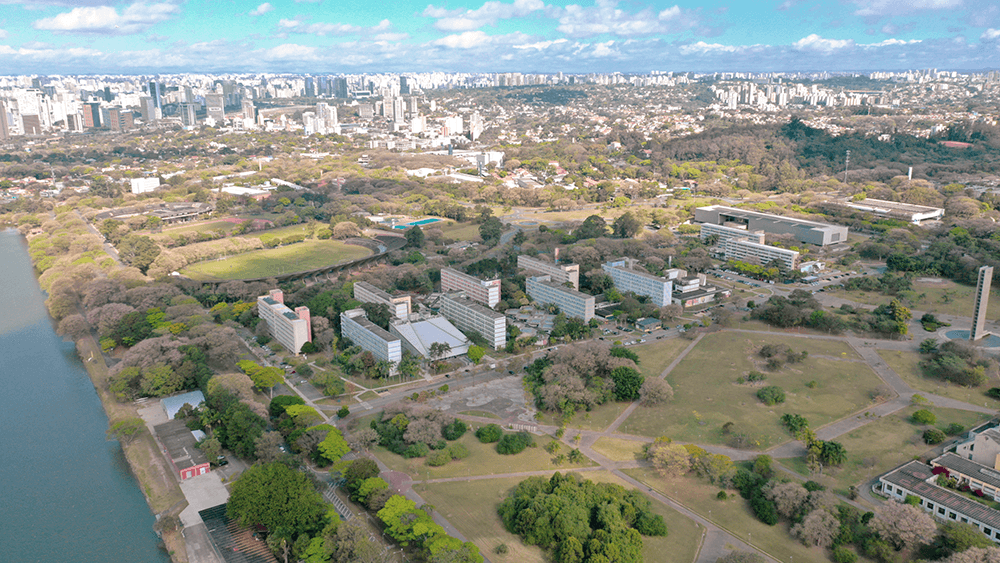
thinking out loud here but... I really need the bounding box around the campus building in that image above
[671,273,732,309]
[879,459,1000,545]
[694,205,848,246]
[721,237,800,271]
[340,308,402,366]
[842,198,944,224]
[353,281,412,320]
[699,223,766,246]
[526,275,595,321]
[390,317,470,359]
[440,267,500,307]
[256,289,312,354]
[440,293,506,350]
[602,258,673,307]
[517,255,580,289]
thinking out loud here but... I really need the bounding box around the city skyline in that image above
[0,0,999,74]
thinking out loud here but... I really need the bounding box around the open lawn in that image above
[828,278,1000,321]
[592,436,647,462]
[632,337,691,379]
[517,208,627,223]
[619,332,879,448]
[153,220,238,239]
[375,432,595,480]
[420,471,703,563]
[179,239,371,280]
[438,221,482,242]
[879,349,1000,410]
[626,468,831,563]
[781,405,991,497]
[536,401,631,432]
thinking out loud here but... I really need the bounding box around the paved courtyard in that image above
[426,375,536,423]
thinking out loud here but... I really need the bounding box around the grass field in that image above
[632,338,692,379]
[879,349,1000,410]
[619,332,880,448]
[781,405,992,497]
[375,432,596,480]
[438,221,482,242]
[626,468,832,563]
[420,471,703,563]
[536,401,631,432]
[828,278,1000,321]
[592,436,647,462]
[180,239,371,280]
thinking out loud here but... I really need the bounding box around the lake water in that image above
[0,229,170,563]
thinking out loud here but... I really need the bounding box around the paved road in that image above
[75,209,122,265]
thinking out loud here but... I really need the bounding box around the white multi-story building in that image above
[130,177,161,194]
[517,255,580,289]
[699,223,765,246]
[602,259,673,307]
[440,267,500,307]
[526,275,595,321]
[440,293,506,350]
[340,308,402,367]
[257,289,312,354]
[721,238,799,271]
[353,281,411,320]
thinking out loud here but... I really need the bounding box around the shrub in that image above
[780,413,809,434]
[337,406,350,419]
[945,423,965,436]
[635,512,668,536]
[430,439,447,450]
[749,491,778,525]
[442,419,468,440]
[912,409,936,425]
[402,443,430,458]
[989,388,1000,400]
[496,432,533,455]
[756,386,786,406]
[426,450,451,467]
[923,428,946,445]
[475,423,503,443]
[803,481,826,492]
[746,371,766,382]
[805,380,817,389]
[832,546,858,563]
[448,443,470,460]
[495,544,509,555]
[716,491,728,500]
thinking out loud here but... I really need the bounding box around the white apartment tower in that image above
[257,289,312,354]
[440,267,500,307]
[517,255,580,289]
[440,293,506,350]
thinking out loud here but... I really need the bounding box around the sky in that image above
[1,0,999,75]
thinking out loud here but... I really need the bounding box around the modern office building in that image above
[340,308,402,366]
[671,272,731,309]
[205,93,225,124]
[0,100,10,140]
[440,292,506,350]
[699,223,766,245]
[353,281,412,320]
[843,198,944,224]
[518,255,580,289]
[721,237,800,271]
[440,267,501,307]
[390,317,470,359]
[82,102,102,128]
[526,275,595,321]
[972,265,993,341]
[179,103,198,127]
[602,258,673,307]
[256,289,312,354]
[694,205,848,246]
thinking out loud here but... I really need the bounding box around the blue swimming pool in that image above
[392,218,442,229]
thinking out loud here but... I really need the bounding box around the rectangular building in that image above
[694,205,847,246]
[154,419,210,481]
[390,317,470,359]
[130,177,161,194]
[602,258,673,307]
[671,272,731,309]
[353,281,411,320]
[440,293,506,350]
[699,222,765,245]
[440,267,500,307]
[843,198,944,224]
[257,289,312,354]
[340,308,402,366]
[721,237,800,271]
[526,275,595,321]
[518,255,580,289]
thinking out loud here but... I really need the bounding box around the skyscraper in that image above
[139,96,156,122]
[179,103,197,127]
[334,77,348,99]
[971,265,993,341]
[148,81,162,110]
[204,93,224,124]
[82,102,102,128]
[0,100,10,140]
[400,76,410,95]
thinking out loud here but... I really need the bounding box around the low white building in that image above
[390,317,470,359]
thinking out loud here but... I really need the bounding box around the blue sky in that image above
[1,0,999,74]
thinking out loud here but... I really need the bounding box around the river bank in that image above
[73,331,191,562]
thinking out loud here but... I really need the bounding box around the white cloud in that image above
[555,0,696,38]
[431,30,491,48]
[278,18,301,29]
[793,34,854,52]
[862,38,921,47]
[0,29,6,39]
[281,17,393,36]
[263,43,317,60]
[851,0,962,17]
[513,38,568,50]
[249,3,273,16]
[33,2,179,35]
[679,41,742,55]
[982,28,1000,40]
[423,0,544,31]
[375,32,410,42]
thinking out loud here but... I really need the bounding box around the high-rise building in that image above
[340,308,402,367]
[602,258,673,307]
[0,100,10,140]
[353,282,411,319]
[257,289,312,354]
[139,96,156,122]
[304,77,315,97]
[972,266,993,341]
[204,93,224,124]
[400,76,410,94]
[82,102,102,128]
[526,275,595,321]
[179,103,197,127]
[148,81,162,110]
[518,255,579,289]
[440,293,506,350]
[241,99,256,121]
[358,103,373,120]
[440,267,500,307]
[334,77,349,98]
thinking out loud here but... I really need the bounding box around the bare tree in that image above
[646,441,690,477]
[939,547,1000,563]
[254,431,286,463]
[639,378,674,406]
[871,501,938,550]
[765,481,809,519]
[791,509,840,547]
[403,418,442,445]
[57,314,91,339]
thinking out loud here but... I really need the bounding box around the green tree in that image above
[610,366,644,401]
[106,417,145,444]
[227,462,327,538]
[575,215,607,240]
[479,217,503,246]
[317,427,350,463]
[116,234,161,274]
[467,345,485,365]
[405,225,425,248]
[612,211,642,238]
[940,521,994,552]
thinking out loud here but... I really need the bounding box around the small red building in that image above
[154,419,211,481]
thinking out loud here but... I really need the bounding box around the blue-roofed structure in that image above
[161,390,206,420]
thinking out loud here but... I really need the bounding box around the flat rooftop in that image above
[699,205,844,233]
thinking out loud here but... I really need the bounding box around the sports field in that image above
[619,332,880,448]
[179,239,370,281]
